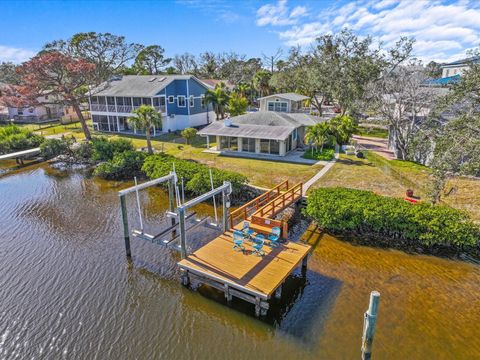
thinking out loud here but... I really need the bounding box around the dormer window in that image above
[168,96,174,103]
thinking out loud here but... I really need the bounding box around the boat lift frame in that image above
[118,172,177,258]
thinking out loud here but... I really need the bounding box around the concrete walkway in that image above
[302,145,340,195]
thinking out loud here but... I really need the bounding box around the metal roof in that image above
[198,111,325,140]
[92,75,203,97]
[257,92,309,102]
[441,56,480,67]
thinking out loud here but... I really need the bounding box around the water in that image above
[0,164,479,359]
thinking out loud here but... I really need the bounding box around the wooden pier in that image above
[177,181,311,316]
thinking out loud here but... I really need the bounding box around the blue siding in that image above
[164,77,211,116]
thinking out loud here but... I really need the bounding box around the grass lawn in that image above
[302,148,335,161]
[310,152,480,222]
[354,126,389,139]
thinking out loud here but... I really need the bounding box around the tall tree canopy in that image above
[1,52,96,140]
[0,62,21,85]
[204,83,230,120]
[128,105,162,154]
[133,45,171,75]
[43,32,143,83]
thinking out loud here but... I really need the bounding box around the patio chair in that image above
[232,230,245,252]
[252,234,265,256]
[242,221,255,240]
[268,227,281,247]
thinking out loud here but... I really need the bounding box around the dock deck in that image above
[177,229,311,316]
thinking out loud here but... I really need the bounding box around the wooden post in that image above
[362,291,380,360]
[181,269,190,286]
[301,255,308,277]
[179,207,187,259]
[224,284,232,303]
[120,194,131,258]
[255,297,261,317]
[275,284,282,299]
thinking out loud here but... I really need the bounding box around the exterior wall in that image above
[213,135,291,156]
[441,65,469,78]
[8,104,64,123]
[259,96,292,112]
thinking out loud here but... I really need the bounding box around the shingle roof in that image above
[92,75,201,97]
[257,93,309,102]
[198,111,324,140]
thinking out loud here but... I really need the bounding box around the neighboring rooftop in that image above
[200,79,235,90]
[92,75,204,97]
[198,112,324,140]
[423,74,461,86]
[258,92,309,102]
[441,56,480,67]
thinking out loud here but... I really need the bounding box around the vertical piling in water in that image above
[168,177,176,226]
[120,194,131,258]
[362,291,380,360]
[179,207,187,259]
[222,187,230,232]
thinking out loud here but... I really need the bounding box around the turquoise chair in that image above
[268,227,281,247]
[252,234,265,256]
[233,230,245,251]
[242,221,255,240]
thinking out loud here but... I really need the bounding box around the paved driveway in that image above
[352,135,395,160]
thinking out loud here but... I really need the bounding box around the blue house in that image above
[89,75,215,135]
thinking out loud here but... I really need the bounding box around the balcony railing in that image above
[90,103,166,113]
[116,105,133,113]
[90,104,107,112]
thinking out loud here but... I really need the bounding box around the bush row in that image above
[0,125,44,154]
[304,187,480,250]
[142,154,247,198]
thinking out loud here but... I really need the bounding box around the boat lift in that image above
[118,171,232,260]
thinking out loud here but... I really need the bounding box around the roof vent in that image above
[224,118,232,127]
[148,77,157,82]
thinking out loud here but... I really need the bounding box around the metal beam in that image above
[118,172,176,196]
[178,182,231,211]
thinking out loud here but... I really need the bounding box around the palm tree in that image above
[128,105,162,154]
[253,70,272,97]
[204,82,230,120]
[235,82,250,98]
[304,122,331,154]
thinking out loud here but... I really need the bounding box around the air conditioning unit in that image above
[169,114,175,118]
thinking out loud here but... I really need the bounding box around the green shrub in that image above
[91,137,134,161]
[181,127,197,144]
[73,142,93,161]
[302,148,335,161]
[142,154,247,197]
[304,187,480,250]
[94,150,147,180]
[0,125,44,154]
[39,138,72,159]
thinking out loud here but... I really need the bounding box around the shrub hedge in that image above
[40,137,73,159]
[91,137,134,161]
[304,187,480,250]
[94,150,147,180]
[0,125,43,154]
[142,154,247,197]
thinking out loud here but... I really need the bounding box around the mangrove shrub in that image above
[142,154,247,197]
[304,187,480,249]
[0,125,43,154]
[94,150,147,180]
[91,137,134,161]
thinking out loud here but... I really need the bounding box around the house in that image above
[89,75,215,134]
[257,93,309,113]
[441,56,480,78]
[198,112,324,157]
[200,79,235,90]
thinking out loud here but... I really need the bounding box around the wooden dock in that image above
[177,181,310,316]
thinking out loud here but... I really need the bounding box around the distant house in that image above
[441,56,480,78]
[200,79,235,90]
[257,93,309,113]
[198,112,325,157]
[89,75,215,135]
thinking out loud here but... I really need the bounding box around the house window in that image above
[219,136,238,151]
[18,109,23,115]
[260,139,270,153]
[189,95,194,107]
[267,101,288,112]
[177,96,186,107]
[168,96,174,103]
[242,138,255,152]
[270,140,279,155]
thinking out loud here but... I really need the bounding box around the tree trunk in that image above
[73,102,91,141]
[146,130,153,154]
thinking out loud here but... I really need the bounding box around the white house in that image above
[257,93,309,113]
[440,56,480,78]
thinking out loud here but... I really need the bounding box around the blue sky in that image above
[1,0,479,64]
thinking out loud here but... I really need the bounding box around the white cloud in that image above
[256,0,480,62]
[0,45,35,63]
[256,0,307,26]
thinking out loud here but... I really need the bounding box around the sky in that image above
[1,0,479,65]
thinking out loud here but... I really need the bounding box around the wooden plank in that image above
[178,230,311,299]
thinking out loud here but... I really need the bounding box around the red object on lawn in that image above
[404,197,418,204]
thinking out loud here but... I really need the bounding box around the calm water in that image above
[0,164,479,359]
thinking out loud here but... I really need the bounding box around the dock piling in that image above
[301,255,309,277]
[361,291,380,360]
[274,284,282,299]
[120,194,131,258]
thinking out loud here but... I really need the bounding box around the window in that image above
[132,97,142,106]
[177,96,186,107]
[219,136,238,151]
[189,95,194,107]
[270,140,279,155]
[242,138,255,152]
[267,101,288,112]
[168,96,174,103]
[260,139,270,153]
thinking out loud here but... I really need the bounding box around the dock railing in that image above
[229,180,289,228]
[252,182,303,218]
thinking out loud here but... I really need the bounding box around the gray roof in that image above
[257,92,309,102]
[92,75,200,97]
[198,112,324,140]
